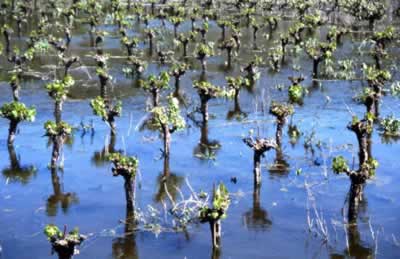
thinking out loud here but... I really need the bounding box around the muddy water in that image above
[1,8,400,259]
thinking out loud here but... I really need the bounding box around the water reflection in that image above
[154,157,183,203]
[112,209,139,259]
[92,134,117,167]
[193,121,221,160]
[2,144,36,185]
[46,168,79,217]
[268,147,290,175]
[243,183,272,231]
[211,247,221,259]
[226,94,247,121]
[330,184,373,259]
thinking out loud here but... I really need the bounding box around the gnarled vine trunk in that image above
[51,136,63,168]
[55,100,63,123]
[209,219,222,250]
[163,125,171,159]
[348,183,364,223]
[253,151,262,185]
[124,175,135,212]
[7,120,18,146]
[152,89,160,108]
[200,95,210,123]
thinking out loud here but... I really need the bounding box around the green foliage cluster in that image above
[193,80,231,99]
[0,102,36,122]
[226,76,250,91]
[303,13,322,27]
[268,45,283,71]
[372,26,394,44]
[140,72,170,91]
[332,155,349,174]
[196,42,214,59]
[44,121,72,137]
[342,0,386,23]
[121,35,139,48]
[349,113,375,134]
[109,152,139,177]
[269,101,294,119]
[169,16,184,26]
[304,39,336,60]
[379,115,400,137]
[44,224,81,241]
[199,183,230,221]
[170,62,189,77]
[218,38,237,50]
[151,95,186,131]
[288,83,304,104]
[362,64,391,86]
[337,59,356,80]
[45,75,75,101]
[90,96,122,121]
[44,224,62,239]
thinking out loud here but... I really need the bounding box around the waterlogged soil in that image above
[1,11,400,259]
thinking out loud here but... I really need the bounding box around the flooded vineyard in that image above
[1,0,400,258]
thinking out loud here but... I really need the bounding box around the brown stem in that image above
[312,58,321,79]
[356,133,369,167]
[276,119,284,149]
[124,176,135,212]
[163,125,171,158]
[201,58,207,72]
[209,220,221,250]
[51,136,62,168]
[55,100,63,124]
[348,183,364,223]
[200,96,209,123]
[227,48,232,68]
[152,89,159,107]
[253,151,262,185]
[8,120,18,146]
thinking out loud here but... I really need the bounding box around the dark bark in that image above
[149,37,153,56]
[312,58,321,79]
[109,118,117,137]
[348,183,364,223]
[200,95,210,123]
[356,133,369,167]
[201,58,207,72]
[182,42,188,57]
[51,136,62,168]
[174,76,181,97]
[55,100,62,124]
[3,31,11,54]
[124,176,135,212]
[152,89,160,107]
[163,124,171,158]
[11,81,20,102]
[7,120,18,146]
[373,85,381,118]
[209,220,221,250]
[368,19,374,31]
[243,137,277,185]
[163,156,170,177]
[275,119,284,149]
[364,95,375,115]
[234,90,240,111]
[253,151,262,185]
[7,144,19,169]
[227,48,232,68]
